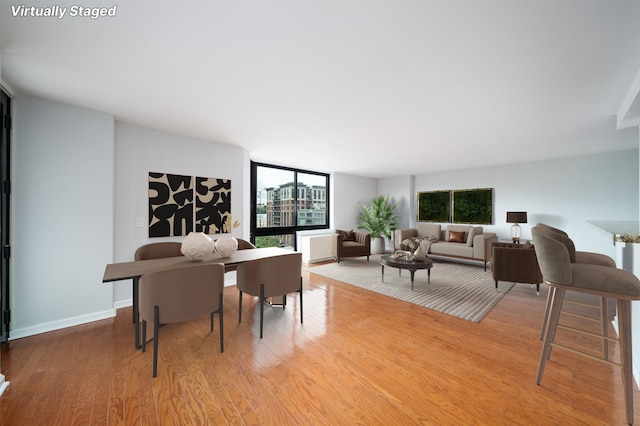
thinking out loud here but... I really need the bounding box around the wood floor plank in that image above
[1,267,640,424]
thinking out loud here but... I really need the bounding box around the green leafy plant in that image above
[357,195,400,239]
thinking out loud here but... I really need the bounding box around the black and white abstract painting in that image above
[148,172,231,237]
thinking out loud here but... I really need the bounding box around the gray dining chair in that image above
[140,263,225,378]
[236,252,303,338]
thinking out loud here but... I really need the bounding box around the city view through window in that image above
[252,163,329,249]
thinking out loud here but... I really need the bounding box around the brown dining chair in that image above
[223,238,256,274]
[237,238,257,250]
[134,242,183,261]
[236,252,303,338]
[131,242,184,347]
[140,263,225,378]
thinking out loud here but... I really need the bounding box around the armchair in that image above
[491,242,543,294]
[331,230,371,263]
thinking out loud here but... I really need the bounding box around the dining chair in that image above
[237,238,257,250]
[140,263,225,378]
[132,242,184,347]
[532,227,640,424]
[223,238,256,274]
[236,252,303,338]
[134,242,183,261]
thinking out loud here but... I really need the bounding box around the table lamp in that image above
[506,211,527,243]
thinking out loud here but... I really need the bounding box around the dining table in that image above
[103,247,296,348]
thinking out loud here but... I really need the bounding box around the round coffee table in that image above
[380,254,433,290]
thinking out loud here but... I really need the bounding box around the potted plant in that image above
[357,194,399,254]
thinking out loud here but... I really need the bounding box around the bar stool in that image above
[535,224,616,360]
[532,227,640,425]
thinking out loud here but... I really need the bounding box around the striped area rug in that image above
[306,254,513,322]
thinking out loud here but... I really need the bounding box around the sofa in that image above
[331,230,371,263]
[394,223,498,270]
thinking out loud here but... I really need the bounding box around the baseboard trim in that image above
[113,299,132,310]
[9,272,240,340]
[9,308,116,340]
[0,374,9,397]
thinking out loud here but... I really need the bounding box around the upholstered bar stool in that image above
[536,224,616,267]
[532,227,640,425]
[536,224,616,359]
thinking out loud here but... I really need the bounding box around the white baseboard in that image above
[113,299,132,310]
[9,271,240,341]
[9,308,116,340]
[305,256,334,264]
[0,374,9,396]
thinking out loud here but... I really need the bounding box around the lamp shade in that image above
[506,211,527,224]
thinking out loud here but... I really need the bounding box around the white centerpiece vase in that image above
[215,236,238,257]
[181,232,214,261]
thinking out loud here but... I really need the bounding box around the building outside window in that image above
[251,162,329,249]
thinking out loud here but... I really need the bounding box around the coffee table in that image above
[380,254,433,290]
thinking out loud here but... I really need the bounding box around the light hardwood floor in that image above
[0,263,639,425]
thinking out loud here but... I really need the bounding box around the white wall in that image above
[377,175,412,250]
[411,150,638,258]
[112,122,249,306]
[331,172,377,231]
[12,94,115,338]
[335,150,639,258]
[9,96,249,337]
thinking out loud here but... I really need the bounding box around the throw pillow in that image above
[466,226,482,247]
[521,241,533,249]
[448,230,466,243]
[344,230,355,241]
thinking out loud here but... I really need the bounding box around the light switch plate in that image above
[136,217,145,227]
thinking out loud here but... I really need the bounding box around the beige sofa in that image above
[394,223,498,270]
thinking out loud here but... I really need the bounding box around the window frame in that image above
[250,161,330,250]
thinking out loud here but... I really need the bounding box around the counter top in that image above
[588,220,640,243]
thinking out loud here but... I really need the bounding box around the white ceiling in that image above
[1,1,640,178]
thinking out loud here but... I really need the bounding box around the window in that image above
[251,162,329,249]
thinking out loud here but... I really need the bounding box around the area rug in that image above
[306,255,513,322]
